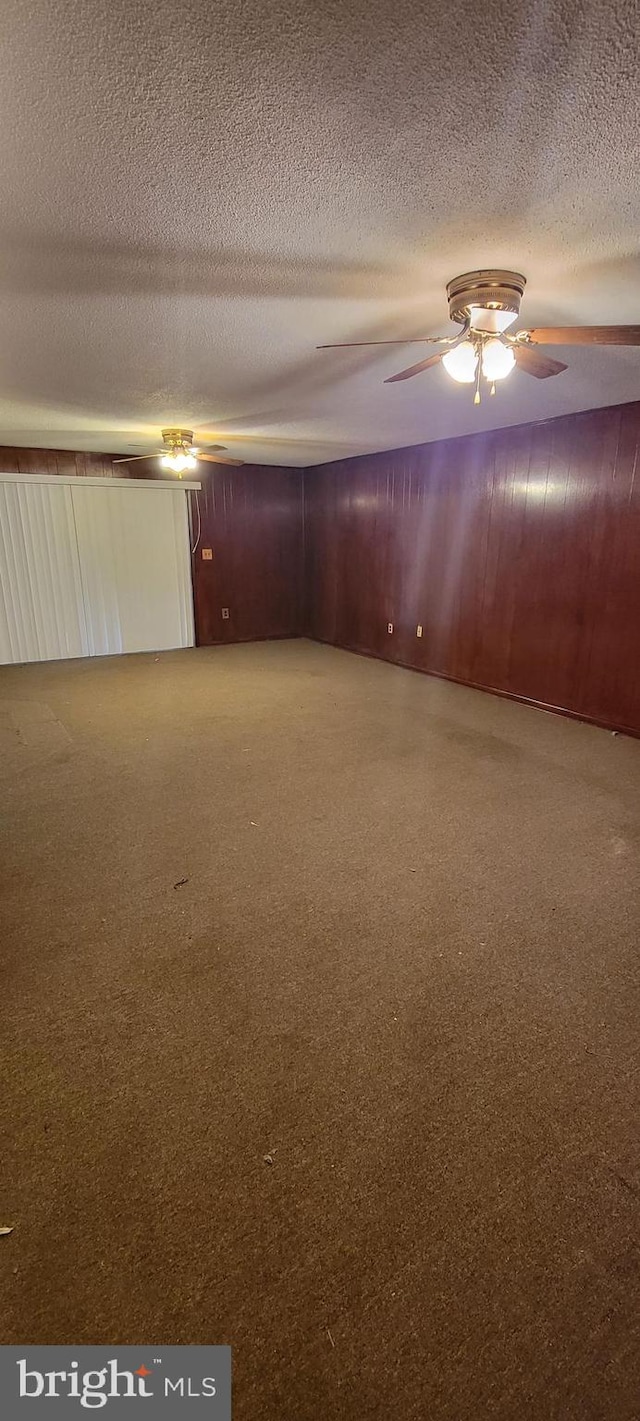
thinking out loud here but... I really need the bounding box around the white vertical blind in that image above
[71,483,194,656]
[0,476,195,666]
[0,480,88,663]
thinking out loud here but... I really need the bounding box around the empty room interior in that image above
[1,0,640,1416]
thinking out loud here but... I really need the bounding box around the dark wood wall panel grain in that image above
[191,464,304,645]
[0,445,119,477]
[303,401,640,736]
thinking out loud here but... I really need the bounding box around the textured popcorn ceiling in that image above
[0,0,639,467]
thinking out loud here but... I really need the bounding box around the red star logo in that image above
[135,1366,152,1377]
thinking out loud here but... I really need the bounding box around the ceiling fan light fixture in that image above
[322,270,640,398]
[112,427,243,470]
[441,340,478,383]
[481,338,516,381]
[161,450,197,473]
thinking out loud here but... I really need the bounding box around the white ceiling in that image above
[1,0,639,467]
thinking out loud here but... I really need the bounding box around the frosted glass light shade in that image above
[481,338,516,381]
[442,341,478,383]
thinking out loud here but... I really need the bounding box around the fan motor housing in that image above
[161,427,194,450]
[447,270,526,325]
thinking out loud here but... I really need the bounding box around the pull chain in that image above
[474,341,481,405]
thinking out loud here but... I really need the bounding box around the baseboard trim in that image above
[195,631,303,648]
[305,635,640,741]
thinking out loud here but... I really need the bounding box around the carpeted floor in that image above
[1,638,640,1418]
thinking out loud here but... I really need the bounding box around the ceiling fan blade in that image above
[112,453,158,463]
[512,345,568,379]
[199,453,244,466]
[317,336,449,349]
[199,444,227,452]
[384,351,444,383]
[523,325,640,346]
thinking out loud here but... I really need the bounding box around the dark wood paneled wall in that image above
[0,445,118,478]
[192,464,304,645]
[0,445,304,647]
[303,401,640,736]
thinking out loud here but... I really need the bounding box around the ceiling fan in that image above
[112,428,244,476]
[318,270,640,404]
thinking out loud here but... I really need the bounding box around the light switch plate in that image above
[201,547,213,560]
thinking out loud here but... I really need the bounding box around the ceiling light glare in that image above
[442,341,478,384]
[161,451,193,473]
[481,338,516,381]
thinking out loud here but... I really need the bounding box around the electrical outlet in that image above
[416,624,423,637]
[387,622,393,634]
[201,547,213,560]
[221,608,230,620]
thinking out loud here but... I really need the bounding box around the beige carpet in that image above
[1,639,640,1419]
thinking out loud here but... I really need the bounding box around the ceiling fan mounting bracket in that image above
[447,270,527,325]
